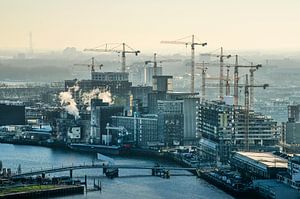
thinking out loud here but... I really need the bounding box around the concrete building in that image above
[90,99,123,144]
[158,113,184,146]
[231,152,288,179]
[0,103,25,126]
[157,100,183,114]
[183,98,200,145]
[285,122,300,145]
[65,72,132,110]
[288,104,300,122]
[148,75,173,114]
[111,114,160,147]
[130,86,152,112]
[91,72,129,81]
[199,101,279,163]
[156,99,184,146]
[144,66,162,86]
[288,155,300,185]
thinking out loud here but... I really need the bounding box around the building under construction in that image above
[199,100,279,163]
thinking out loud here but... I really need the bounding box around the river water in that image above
[0,143,233,199]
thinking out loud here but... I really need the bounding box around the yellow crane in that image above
[161,35,207,93]
[84,43,140,73]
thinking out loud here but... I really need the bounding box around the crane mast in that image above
[233,55,262,106]
[161,35,207,93]
[145,53,181,77]
[225,65,231,96]
[196,62,208,99]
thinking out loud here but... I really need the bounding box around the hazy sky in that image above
[1,0,300,53]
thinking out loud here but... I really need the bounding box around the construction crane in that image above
[196,62,208,99]
[84,43,140,73]
[225,65,231,96]
[233,55,262,106]
[243,74,269,151]
[73,57,103,72]
[161,35,207,93]
[201,47,231,100]
[145,53,181,76]
[105,123,129,146]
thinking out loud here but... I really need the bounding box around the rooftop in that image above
[235,151,288,168]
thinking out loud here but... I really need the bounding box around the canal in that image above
[0,143,233,199]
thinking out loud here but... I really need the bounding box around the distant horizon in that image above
[1,0,300,55]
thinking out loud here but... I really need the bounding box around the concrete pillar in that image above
[70,169,73,178]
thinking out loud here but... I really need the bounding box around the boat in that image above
[68,143,123,155]
[196,169,260,199]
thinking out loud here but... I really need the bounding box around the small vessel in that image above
[68,143,122,155]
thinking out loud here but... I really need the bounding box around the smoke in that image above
[82,88,113,111]
[59,91,80,119]
[59,84,80,119]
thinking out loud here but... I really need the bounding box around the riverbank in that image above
[0,143,234,199]
[0,185,84,199]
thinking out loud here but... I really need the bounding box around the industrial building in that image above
[90,99,123,144]
[285,122,300,145]
[91,72,129,81]
[158,113,184,147]
[148,75,173,114]
[286,155,300,188]
[0,103,25,126]
[144,66,163,86]
[183,97,200,145]
[231,152,288,179]
[199,100,279,163]
[65,72,132,110]
[130,86,152,113]
[111,114,160,147]
[288,104,300,122]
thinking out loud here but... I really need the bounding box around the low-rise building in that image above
[231,152,288,179]
[111,114,160,147]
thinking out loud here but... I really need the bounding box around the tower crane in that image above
[145,53,181,76]
[105,123,129,146]
[233,55,262,106]
[195,62,208,99]
[73,57,103,72]
[201,47,231,100]
[161,35,207,93]
[84,43,140,73]
[243,74,269,151]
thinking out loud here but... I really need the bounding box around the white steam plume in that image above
[82,88,113,111]
[59,91,80,119]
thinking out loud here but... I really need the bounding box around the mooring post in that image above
[84,175,87,193]
[99,181,102,192]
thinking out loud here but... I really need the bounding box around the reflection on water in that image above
[0,143,233,199]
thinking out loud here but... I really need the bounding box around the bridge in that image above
[11,163,198,179]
